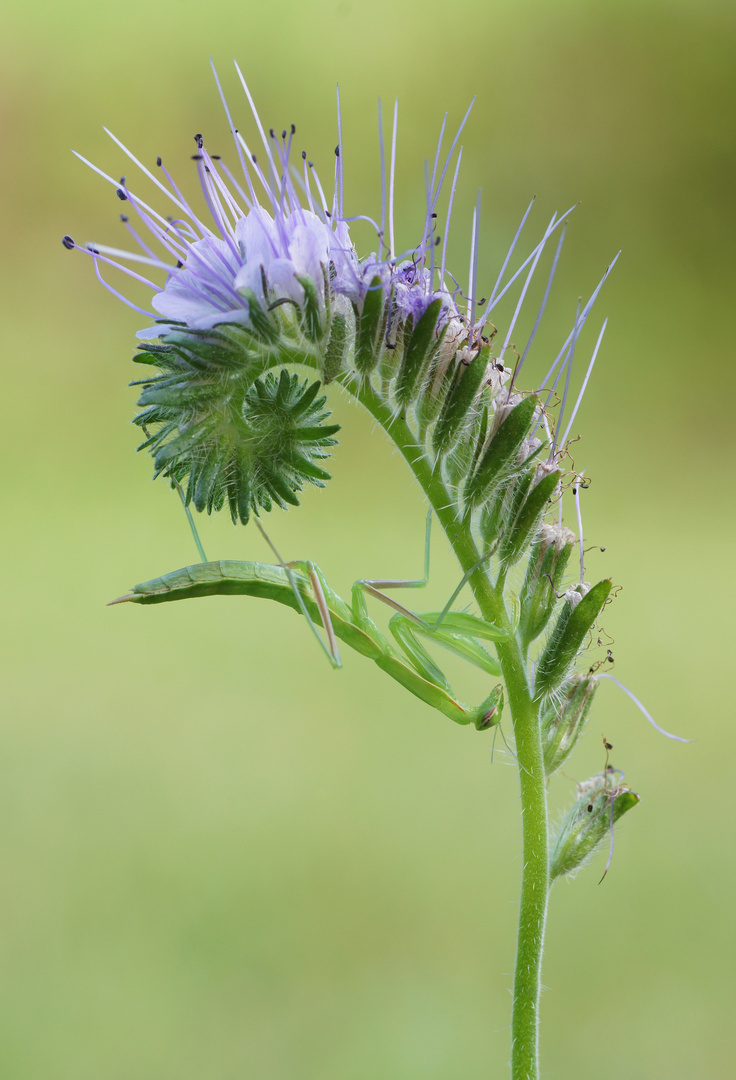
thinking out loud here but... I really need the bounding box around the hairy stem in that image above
[345,376,550,1079]
[496,631,548,1080]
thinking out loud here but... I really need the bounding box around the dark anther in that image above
[194,133,203,147]
[301,150,307,159]
[204,166,210,173]
[62,235,75,250]
[120,214,129,223]
[325,210,331,217]
[431,212,437,219]
[308,160,313,168]
[587,804,594,813]
[176,260,183,268]
[572,487,577,495]
[156,156,162,167]
[191,154,203,161]
[211,154,221,160]
[281,129,287,139]
[116,188,127,201]
[334,145,340,157]
[291,123,296,134]
[434,236,441,246]
[478,297,486,305]
[252,153,257,163]
[269,128,275,138]
[86,244,100,254]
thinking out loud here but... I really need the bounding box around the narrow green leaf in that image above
[193,450,222,513]
[233,449,252,524]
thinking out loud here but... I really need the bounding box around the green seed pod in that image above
[432,345,490,457]
[518,524,576,648]
[549,773,639,881]
[464,394,538,507]
[354,275,386,374]
[542,673,598,774]
[395,298,444,408]
[534,578,613,699]
[498,464,562,567]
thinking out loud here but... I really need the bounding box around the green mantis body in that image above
[111,558,505,730]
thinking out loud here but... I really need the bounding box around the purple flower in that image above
[65,66,364,341]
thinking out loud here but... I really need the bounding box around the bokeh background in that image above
[1,0,734,1076]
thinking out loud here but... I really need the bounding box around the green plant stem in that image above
[347,376,550,1080]
[497,630,548,1080]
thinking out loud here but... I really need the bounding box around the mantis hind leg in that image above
[254,519,342,669]
[173,479,208,563]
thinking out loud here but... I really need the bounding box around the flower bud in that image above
[518,524,576,647]
[542,673,598,774]
[549,771,639,881]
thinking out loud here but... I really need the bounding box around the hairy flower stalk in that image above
[67,62,681,1079]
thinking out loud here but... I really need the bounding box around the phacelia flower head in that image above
[66,62,618,531]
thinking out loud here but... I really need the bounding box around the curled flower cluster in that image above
[65,61,618,539]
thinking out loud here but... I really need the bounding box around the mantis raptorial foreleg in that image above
[115,556,505,730]
[204,509,506,722]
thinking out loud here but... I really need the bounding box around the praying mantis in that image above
[111,512,506,731]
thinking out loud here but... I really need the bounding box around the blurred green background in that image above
[1,0,734,1076]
